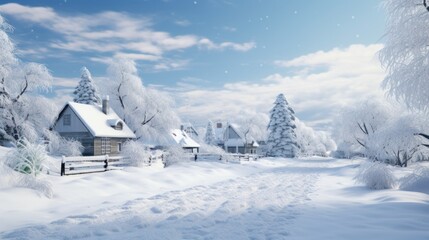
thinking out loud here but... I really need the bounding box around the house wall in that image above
[94,137,129,156]
[53,106,95,156]
[53,107,88,133]
[226,126,241,139]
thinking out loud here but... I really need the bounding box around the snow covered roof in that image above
[62,102,136,139]
[219,122,259,147]
[170,129,200,148]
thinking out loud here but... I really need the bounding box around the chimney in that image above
[180,125,184,131]
[102,95,109,115]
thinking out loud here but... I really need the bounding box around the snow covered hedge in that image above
[45,131,83,157]
[164,146,191,167]
[354,161,396,190]
[400,167,429,194]
[121,141,151,167]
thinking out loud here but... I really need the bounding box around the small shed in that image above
[52,99,136,156]
[170,129,200,153]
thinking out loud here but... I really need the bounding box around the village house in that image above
[214,122,259,154]
[169,128,200,153]
[52,97,136,156]
[180,123,200,141]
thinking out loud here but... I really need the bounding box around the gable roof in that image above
[217,122,259,147]
[57,102,136,139]
[170,129,200,148]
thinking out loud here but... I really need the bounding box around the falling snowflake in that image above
[193,1,197,4]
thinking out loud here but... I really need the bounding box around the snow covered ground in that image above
[0,146,428,240]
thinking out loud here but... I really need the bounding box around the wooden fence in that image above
[60,155,130,176]
[193,153,260,162]
[60,152,258,176]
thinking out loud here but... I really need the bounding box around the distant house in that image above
[52,97,136,156]
[180,123,200,141]
[170,129,200,153]
[214,122,259,154]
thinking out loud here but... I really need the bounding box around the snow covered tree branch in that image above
[0,15,54,143]
[102,58,180,144]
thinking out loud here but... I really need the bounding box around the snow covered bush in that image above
[164,146,190,167]
[121,141,151,167]
[16,174,54,198]
[354,161,396,190]
[295,119,336,157]
[6,138,48,177]
[199,143,225,155]
[0,160,53,198]
[333,99,428,166]
[400,167,429,194]
[44,131,83,157]
[267,93,299,158]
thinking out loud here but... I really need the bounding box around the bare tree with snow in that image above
[334,100,429,166]
[103,58,180,144]
[73,67,100,105]
[204,120,216,145]
[0,16,55,143]
[266,93,299,158]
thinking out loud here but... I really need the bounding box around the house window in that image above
[117,142,122,152]
[101,138,111,154]
[115,122,123,130]
[63,114,71,126]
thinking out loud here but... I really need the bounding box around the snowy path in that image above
[1,162,323,240]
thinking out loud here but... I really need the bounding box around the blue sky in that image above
[0,0,387,130]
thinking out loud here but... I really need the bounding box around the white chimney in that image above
[102,95,109,115]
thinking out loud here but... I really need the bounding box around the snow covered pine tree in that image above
[73,67,100,105]
[204,120,216,145]
[267,93,299,158]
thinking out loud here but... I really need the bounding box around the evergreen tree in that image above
[267,93,299,158]
[73,67,100,105]
[204,120,216,145]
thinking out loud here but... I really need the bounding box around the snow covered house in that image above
[214,122,259,154]
[169,129,200,153]
[52,98,136,156]
[180,123,199,141]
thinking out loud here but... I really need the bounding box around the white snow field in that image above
[0,147,429,239]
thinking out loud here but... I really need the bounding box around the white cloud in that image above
[175,19,191,27]
[0,3,255,68]
[199,38,256,51]
[153,59,190,71]
[223,26,237,32]
[172,44,386,131]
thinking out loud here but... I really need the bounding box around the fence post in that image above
[61,156,65,176]
[149,155,152,166]
[162,154,166,168]
[104,155,109,170]
[194,154,197,162]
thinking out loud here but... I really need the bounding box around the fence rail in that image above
[60,152,258,176]
[61,155,130,176]
[193,153,261,162]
